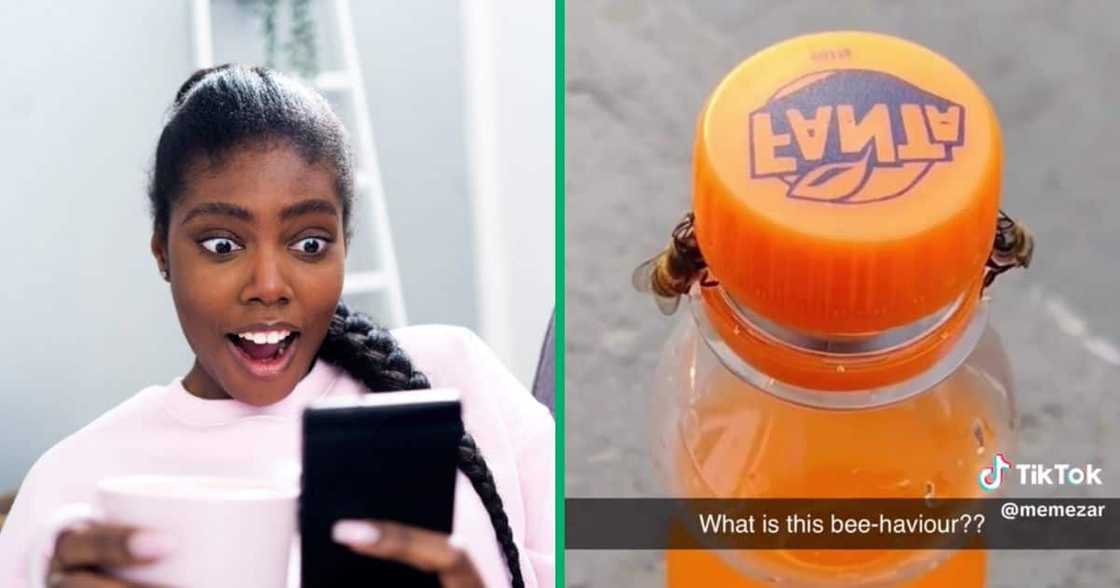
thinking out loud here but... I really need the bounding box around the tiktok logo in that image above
[978,453,1013,492]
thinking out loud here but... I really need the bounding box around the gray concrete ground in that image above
[565,1,1120,586]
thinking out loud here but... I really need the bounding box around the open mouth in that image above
[225,330,301,378]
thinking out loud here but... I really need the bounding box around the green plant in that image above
[242,0,319,78]
[286,0,318,78]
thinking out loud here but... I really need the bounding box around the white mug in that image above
[36,474,299,588]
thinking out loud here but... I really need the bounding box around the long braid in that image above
[317,302,526,588]
[458,433,523,585]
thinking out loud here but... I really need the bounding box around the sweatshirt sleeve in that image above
[512,402,556,587]
[396,325,556,588]
[0,447,86,587]
[455,327,556,587]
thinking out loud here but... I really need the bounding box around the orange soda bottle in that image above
[642,31,1031,587]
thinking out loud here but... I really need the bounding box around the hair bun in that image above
[173,64,234,107]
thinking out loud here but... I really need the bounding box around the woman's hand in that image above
[47,523,171,588]
[333,520,484,588]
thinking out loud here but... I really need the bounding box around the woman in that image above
[0,65,554,587]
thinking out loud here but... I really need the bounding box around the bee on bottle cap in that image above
[632,213,715,315]
[983,210,1034,289]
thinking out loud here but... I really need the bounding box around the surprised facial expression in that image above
[153,142,346,406]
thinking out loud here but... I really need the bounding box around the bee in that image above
[632,212,717,314]
[983,209,1035,289]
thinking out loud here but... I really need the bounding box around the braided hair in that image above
[149,64,524,587]
[317,302,524,587]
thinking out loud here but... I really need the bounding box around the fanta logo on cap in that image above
[695,32,1001,337]
[749,69,965,204]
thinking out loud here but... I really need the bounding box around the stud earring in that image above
[161,268,170,281]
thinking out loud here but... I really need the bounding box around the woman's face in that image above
[151,142,346,405]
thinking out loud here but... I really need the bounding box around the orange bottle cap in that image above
[694,31,1001,334]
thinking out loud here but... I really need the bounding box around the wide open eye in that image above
[199,237,244,255]
[290,237,329,256]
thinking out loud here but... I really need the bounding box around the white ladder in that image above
[189,0,408,327]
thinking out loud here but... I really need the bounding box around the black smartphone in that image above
[300,389,462,587]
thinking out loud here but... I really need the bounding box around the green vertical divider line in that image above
[555,0,566,586]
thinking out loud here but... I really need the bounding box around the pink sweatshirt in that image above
[0,325,555,587]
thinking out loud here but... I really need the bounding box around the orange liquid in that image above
[666,549,986,588]
[664,355,1007,587]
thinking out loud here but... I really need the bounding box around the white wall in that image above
[349,1,482,333]
[462,0,556,387]
[0,0,553,492]
[0,0,196,494]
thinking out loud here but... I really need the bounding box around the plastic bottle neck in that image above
[691,283,989,409]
